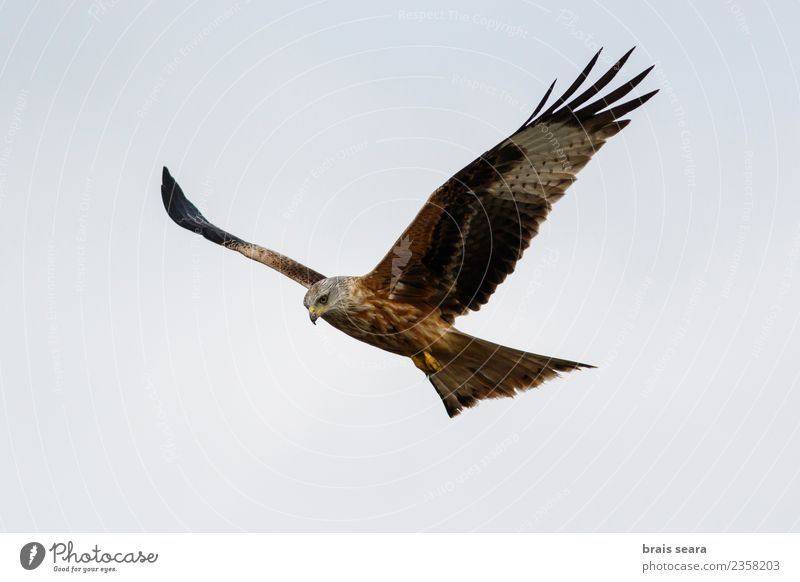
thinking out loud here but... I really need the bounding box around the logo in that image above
[20,542,46,570]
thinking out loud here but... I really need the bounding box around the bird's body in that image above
[161,48,657,417]
[318,284,449,358]
[302,274,591,415]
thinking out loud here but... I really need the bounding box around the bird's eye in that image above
[319,295,328,305]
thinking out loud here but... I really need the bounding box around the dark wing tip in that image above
[602,87,659,121]
[162,166,175,199]
[539,48,604,118]
[161,166,179,211]
[576,63,656,119]
[523,48,655,129]
[160,167,242,247]
[517,78,557,132]
[160,165,193,226]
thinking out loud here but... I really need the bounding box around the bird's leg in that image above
[411,352,443,376]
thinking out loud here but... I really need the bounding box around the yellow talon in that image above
[411,351,442,375]
[423,352,442,372]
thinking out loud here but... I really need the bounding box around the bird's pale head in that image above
[303,276,351,325]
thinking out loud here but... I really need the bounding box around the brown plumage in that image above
[161,48,657,417]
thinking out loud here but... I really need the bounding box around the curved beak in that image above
[308,306,319,325]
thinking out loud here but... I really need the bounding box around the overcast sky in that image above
[1,0,798,532]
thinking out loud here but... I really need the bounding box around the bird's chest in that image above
[323,300,446,356]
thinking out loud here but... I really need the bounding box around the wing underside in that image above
[363,48,657,321]
[161,167,325,289]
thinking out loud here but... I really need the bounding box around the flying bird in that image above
[161,48,656,417]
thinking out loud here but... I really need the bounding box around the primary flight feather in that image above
[161,48,657,417]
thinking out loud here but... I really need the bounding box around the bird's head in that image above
[303,276,350,325]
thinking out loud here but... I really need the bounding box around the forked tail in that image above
[414,330,594,417]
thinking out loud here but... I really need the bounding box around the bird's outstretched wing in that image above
[161,167,326,288]
[362,48,657,321]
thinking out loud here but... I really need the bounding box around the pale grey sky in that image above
[1,0,798,532]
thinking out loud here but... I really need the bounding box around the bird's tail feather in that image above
[420,330,593,418]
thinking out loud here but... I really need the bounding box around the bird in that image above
[161,47,657,417]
